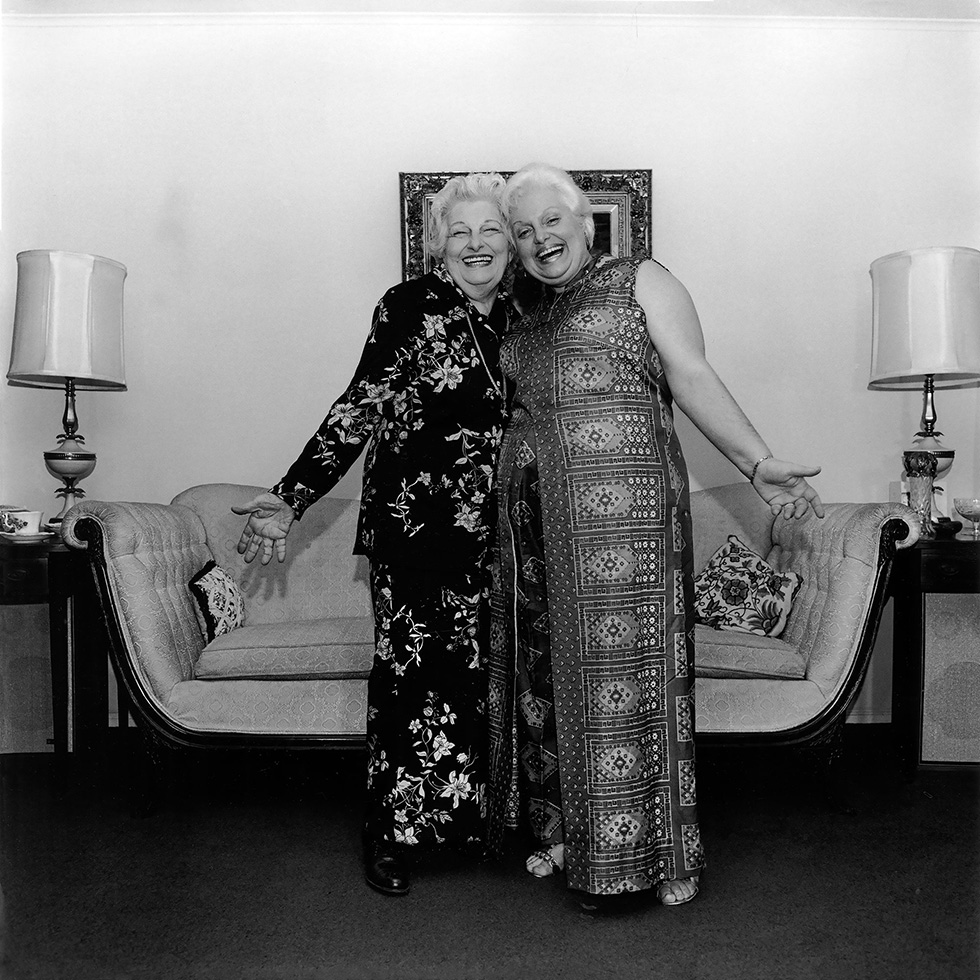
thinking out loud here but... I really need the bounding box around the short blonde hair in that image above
[425,172,508,260]
[502,163,595,249]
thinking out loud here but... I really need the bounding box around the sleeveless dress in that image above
[487,254,705,895]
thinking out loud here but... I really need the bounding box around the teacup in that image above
[0,510,43,535]
[0,508,27,533]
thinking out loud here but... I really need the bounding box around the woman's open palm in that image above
[232,492,296,564]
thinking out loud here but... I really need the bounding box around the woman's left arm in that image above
[635,260,824,520]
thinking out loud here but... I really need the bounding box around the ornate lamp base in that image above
[44,437,96,525]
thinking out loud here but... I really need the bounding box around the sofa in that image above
[61,481,917,770]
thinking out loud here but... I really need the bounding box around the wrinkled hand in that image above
[232,492,296,564]
[752,459,825,520]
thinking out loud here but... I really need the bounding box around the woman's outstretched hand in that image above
[232,492,296,564]
[752,459,825,520]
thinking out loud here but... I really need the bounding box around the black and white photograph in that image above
[0,2,977,979]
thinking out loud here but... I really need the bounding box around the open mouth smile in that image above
[462,255,495,267]
[536,244,565,263]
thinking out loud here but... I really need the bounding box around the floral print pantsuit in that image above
[365,562,488,848]
[272,267,509,849]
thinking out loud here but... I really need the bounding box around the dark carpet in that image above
[1,727,977,980]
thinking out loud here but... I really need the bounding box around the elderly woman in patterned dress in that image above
[235,173,514,897]
[487,162,824,908]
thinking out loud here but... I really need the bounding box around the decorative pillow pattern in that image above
[694,534,802,638]
[189,560,246,643]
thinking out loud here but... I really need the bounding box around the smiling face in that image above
[509,184,591,290]
[441,199,510,307]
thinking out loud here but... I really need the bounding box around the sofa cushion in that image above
[694,624,807,680]
[189,560,246,642]
[694,534,802,638]
[194,617,375,680]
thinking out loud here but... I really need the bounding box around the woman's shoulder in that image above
[634,257,675,284]
[634,258,695,316]
[591,253,654,290]
[378,270,443,306]
[587,253,653,298]
[375,272,460,330]
[596,253,668,276]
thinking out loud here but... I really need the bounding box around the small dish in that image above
[0,531,56,543]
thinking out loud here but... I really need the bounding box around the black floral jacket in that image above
[272,266,511,571]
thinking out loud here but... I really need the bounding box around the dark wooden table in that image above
[890,533,980,773]
[0,535,107,756]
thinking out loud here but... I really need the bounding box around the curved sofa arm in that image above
[62,499,215,706]
[768,501,919,697]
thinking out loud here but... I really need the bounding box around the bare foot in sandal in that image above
[526,843,565,878]
[657,875,699,906]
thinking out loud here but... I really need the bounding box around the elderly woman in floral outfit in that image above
[235,173,513,897]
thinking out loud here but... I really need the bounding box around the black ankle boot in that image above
[364,841,410,896]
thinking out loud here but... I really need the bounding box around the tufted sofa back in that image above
[690,482,776,573]
[172,484,372,626]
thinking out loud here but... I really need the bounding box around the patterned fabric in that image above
[488,254,704,896]
[365,562,489,849]
[266,270,510,850]
[271,266,509,572]
[509,462,564,847]
[694,534,802,637]
[188,561,246,642]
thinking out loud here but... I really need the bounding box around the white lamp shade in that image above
[869,246,980,390]
[7,250,127,390]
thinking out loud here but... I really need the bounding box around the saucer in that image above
[0,531,55,543]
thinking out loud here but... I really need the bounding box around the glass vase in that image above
[903,450,937,538]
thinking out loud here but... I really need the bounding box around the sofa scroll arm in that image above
[797,512,915,747]
[60,513,142,700]
[64,512,105,559]
[880,514,913,560]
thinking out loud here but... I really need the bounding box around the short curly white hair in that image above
[425,172,508,260]
[502,163,595,249]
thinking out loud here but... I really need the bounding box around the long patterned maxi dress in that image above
[488,254,705,896]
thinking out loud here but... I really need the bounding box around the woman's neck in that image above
[463,288,498,316]
[552,253,596,295]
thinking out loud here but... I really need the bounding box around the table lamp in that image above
[869,246,980,479]
[6,250,127,525]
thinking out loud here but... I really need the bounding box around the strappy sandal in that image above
[657,875,699,907]
[526,845,564,878]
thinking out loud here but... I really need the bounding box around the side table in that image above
[0,536,107,756]
[890,534,980,773]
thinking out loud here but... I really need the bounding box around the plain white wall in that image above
[0,7,977,747]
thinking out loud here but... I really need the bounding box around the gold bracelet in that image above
[749,454,773,483]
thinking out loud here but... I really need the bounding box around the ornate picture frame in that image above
[399,170,652,281]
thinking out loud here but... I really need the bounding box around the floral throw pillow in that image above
[188,560,246,643]
[694,535,802,638]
